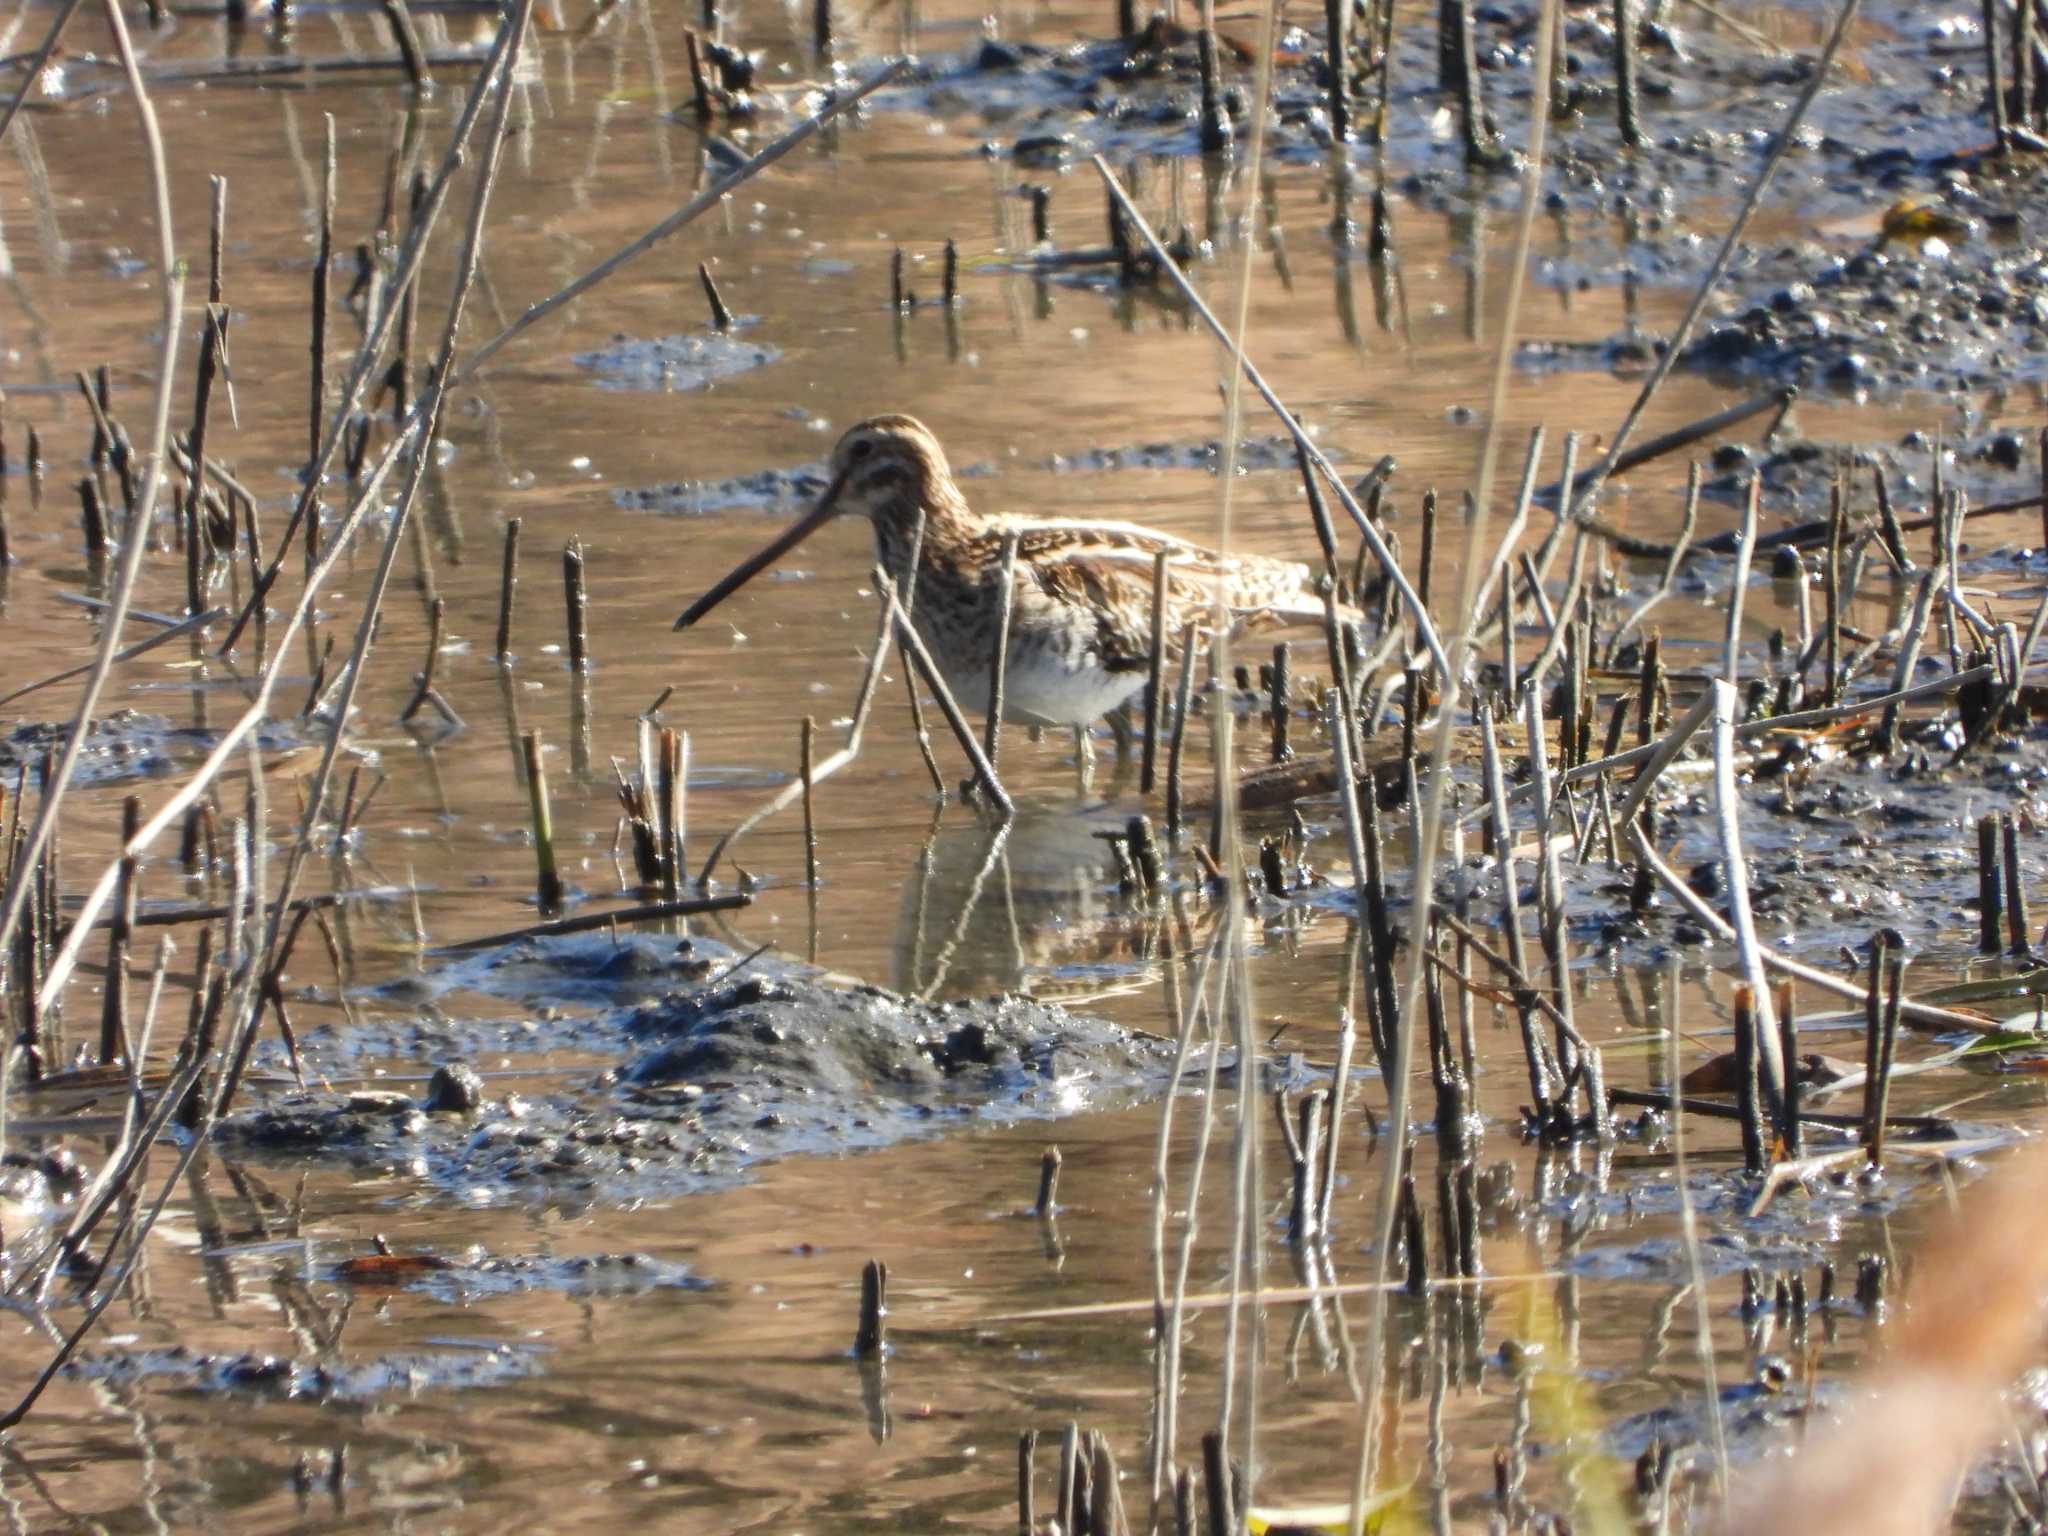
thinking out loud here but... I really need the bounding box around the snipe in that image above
[675,414,1342,730]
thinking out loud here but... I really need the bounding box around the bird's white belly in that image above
[934,646,1144,729]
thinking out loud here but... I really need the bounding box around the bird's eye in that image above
[849,439,874,461]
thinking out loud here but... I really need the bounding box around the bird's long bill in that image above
[672,466,852,631]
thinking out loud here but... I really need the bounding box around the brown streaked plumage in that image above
[676,413,1349,729]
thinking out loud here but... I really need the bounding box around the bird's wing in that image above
[1003,518,1325,621]
[988,520,1331,673]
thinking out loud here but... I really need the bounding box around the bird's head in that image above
[673,413,957,630]
[824,414,955,521]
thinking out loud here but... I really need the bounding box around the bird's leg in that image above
[1072,723,1095,793]
[1106,701,1137,760]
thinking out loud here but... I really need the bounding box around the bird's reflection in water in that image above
[896,809,1170,1003]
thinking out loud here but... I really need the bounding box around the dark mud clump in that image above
[614,454,987,517]
[1681,237,2048,397]
[1043,433,1302,474]
[1694,426,2045,520]
[65,1343,543,1402]
[1605,1367,1842,1464]
[613,462,830,516]
[372,1250,709,1303]
[219,935,1174,1208]
[0,710,307,791]
[1520,221,2048,399]
[1361,715,2048,973]
[572,329,782,392]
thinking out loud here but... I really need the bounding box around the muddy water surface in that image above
[3,0,2048,1527]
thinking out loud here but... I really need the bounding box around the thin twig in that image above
[0,609,224,711]
[430,894,753,953]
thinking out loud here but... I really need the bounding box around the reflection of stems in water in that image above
[913,821,1010,1000]
[1605,463,1698,664]
[903,804,940,992]
[1148,917,1227,1505]
[1333,239,1362,349]
[185,1157,240,1311]
[420,436,466,567]
[1568,0,1864,521]
[1263,171,1293,290]
[398,596,463,730]
[695,595,896,885]
[1517,527,1585,700]
[430,893,752,955]
[569,669,594,783]
[1665,963,1730,1502]
[0,0,183,985]
[996,841,1025,982]
[1455,204,1482,342]
[1017,1432,1038,1533]
[217,27,514,658]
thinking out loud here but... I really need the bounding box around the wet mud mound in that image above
[1578,723,2048,966]
[1605,1370,1845,1465]
[221,935,1174,1208]
[1275,698,2048,979]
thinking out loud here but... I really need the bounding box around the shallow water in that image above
[2,0,2048,1526]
